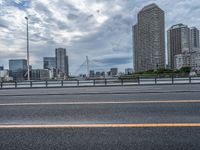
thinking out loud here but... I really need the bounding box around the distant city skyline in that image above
[1,0,200,74]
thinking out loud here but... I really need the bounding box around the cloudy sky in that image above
[0,0,200,75]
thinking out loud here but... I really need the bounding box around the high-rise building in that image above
[190,27,200,52]
[133,3,165,72]
[55,48,69,77]
[43,57,56,70]
[167,24,200,69]
[9,59,27,81]
[167,24,190,69]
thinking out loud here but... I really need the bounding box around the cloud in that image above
[0,0,200,75]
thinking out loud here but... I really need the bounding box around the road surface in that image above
[0,84,200,149]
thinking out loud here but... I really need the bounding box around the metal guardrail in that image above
[0,77,200,89]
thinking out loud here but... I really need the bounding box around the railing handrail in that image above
[1,76,200,89]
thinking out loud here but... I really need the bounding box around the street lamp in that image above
[25,17,30,81]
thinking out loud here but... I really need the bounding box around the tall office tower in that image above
[133,3,165,72]
[55,48,69,77]
[43,57,56,70]
[167,24,190,69]
[190,27,200,52]
[9,59,27,81]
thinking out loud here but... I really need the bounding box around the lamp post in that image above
[25,17,30,81]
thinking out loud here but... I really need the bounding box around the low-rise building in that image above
[173,49,200,74]
[9,59,27,81]
[174,53,190,70]
[0,70,13,81]
[125,68,133,75]
[31,69,50,80]
[49,68,57,79]
[96,72,101,78]
[190,52,200,73]
[89,70,95,78]
[110,68,118,77]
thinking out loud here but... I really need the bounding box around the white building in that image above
[0,70,13,81]
[190,52,200,73]
[0,70,8,78]
[174,49,200,74]
[174,53,190,70]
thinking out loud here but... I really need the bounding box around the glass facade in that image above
[9,59,27,81]
[43,57,56,69]
[181,27,190,50]
[31,69,50,80]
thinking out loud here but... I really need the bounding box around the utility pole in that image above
[25,17,30,81]
[86,56,89,78]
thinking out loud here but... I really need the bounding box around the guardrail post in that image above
[15,81,17,88]
[30,81,32,88]
[61,80,63,87]
[77,80,79,86]
[189,76,192,84]
[93,80,96,86]
[105,79,107,86]
[121,79,123,86]
[138,76,140,85]
[0,82,2,88]
[172,75,174,84]
[155,76,157,84]
[46,81,48,87]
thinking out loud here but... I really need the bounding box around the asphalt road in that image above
[0,84,200,149]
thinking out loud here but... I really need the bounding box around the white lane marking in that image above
[0,100,199,106]
[0,123,200,128]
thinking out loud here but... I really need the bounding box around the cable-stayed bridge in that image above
[74,56,105,77]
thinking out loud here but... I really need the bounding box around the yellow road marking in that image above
[0,124,200,128]
[0,100,200,106]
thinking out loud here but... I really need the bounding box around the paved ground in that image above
[0,84,200,149]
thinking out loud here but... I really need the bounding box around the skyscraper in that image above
[167,24,200,69]
[133,3,165,72]
[167,24,190,69]
[55,48,69,77]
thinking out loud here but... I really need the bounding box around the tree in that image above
[180,67,191,73]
